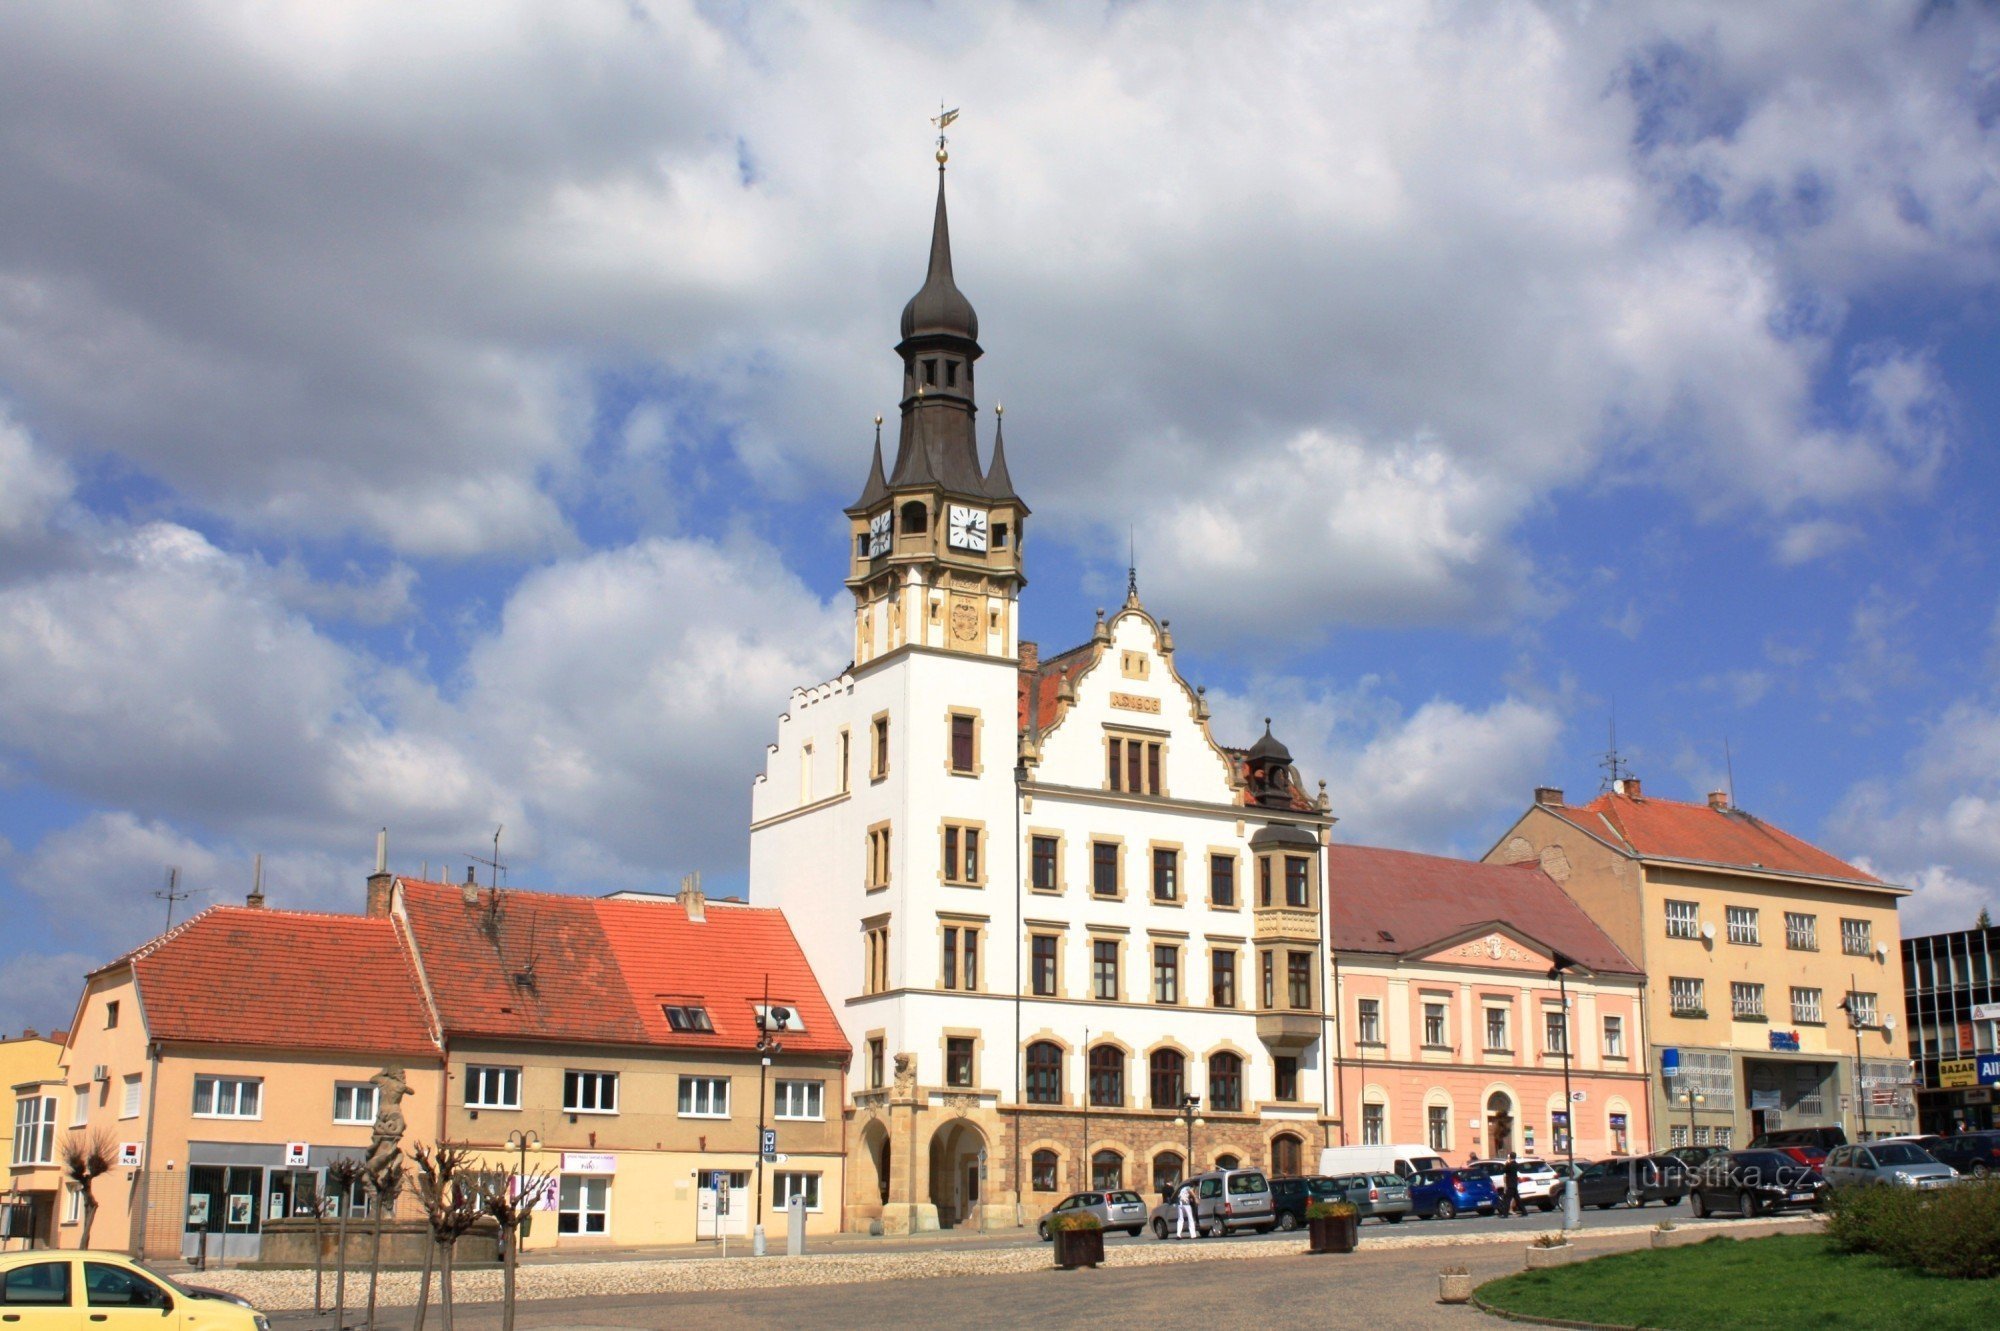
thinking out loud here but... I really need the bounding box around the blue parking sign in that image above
[1660,1048,1680,1078]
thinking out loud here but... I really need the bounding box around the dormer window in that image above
[663,1004,713,1033]
[754,1003,805,1033]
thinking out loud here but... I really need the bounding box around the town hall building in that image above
[748,152,1339,1232]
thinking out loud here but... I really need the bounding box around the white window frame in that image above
[1784,912,1817,951]
[1427,1104,1451,1151]
[464,1064,522,1110]
[333,1082,379,1126]
[1423,1002,1448,1047]
[772,1171,822,1211]
[678,1075,731,1119]
[1484,1006,1510,1051]
[1669,977,1705,1016]
[557,1174,610,1235]
[1792,987,1823,1024]
[1731,982,1766,1019]
[71,1085,89,1128]
[192,1076,262,1120]
[1544,1008,1568,1054]
[563,1070,620,1115]
[1664,900,1699,940]
[1848,991,1878,1026]
[11,1095,56,1167]
[1603,1014,1624,1058]
[120,1074,142,1120]
[1361,1101,1385,1146]
[63,1183,82,1226]
[772,1079,824,1121]
[1841,918,1873,957]
[1726,906,1759,946]
[1357,998,1382,1044]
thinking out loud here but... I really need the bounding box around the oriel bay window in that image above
[1286,951,1313,1009]
[1025,1041,1063,1104]
[1260,950,1276,1008]
[1088,1046,1125,1107]
[1284,855,1310,908]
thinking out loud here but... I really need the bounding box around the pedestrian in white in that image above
[1175,1180,1197,1239]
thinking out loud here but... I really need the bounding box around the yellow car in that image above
[0,1249,269,1330]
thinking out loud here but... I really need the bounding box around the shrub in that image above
[1825,1182,1923,1260]
[1826,1179,2000,1279]
[1048,1211,1103,1233]
[1306,1199,1358,1220]
[1531,1231,1569,1248]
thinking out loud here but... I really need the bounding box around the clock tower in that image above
[845,156,1026,665]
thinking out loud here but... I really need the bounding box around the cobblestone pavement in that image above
[249,1214,1819,1329]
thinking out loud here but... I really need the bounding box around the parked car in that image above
[1872,1134,1950,1156]
[1317,1143,1448,1179]
[1821,1142,1956,1190]
[1927,1131,2000,1178]
[1287,1173,1411,1225]
[1467,1157,1559,1211]
[1561,1155,1687,1209]
[1147,1168,1275,1238]
[1749,1126,1848,1153]
[1663,1144,1730,1169]
[1687,1150,1826,1218]
[0,1249,272,1329]
[1551,1159,1594,1182]
[1406,1167,1499,1219]
[1038,1189,1148,1240]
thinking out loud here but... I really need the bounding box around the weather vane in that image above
[932,103,959,164]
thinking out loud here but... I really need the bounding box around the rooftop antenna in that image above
[153,866,191,932]
[247,853,266,909]
[470,824,508,891]
[1599,707,1632,791]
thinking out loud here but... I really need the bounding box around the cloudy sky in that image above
[2,1,1997,1033]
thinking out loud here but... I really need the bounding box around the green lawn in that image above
[1478,1233,2000,1331]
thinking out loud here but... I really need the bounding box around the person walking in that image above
[1503,1153,1522,1218]
[1174,1179,1197,1239]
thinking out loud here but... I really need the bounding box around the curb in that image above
[1470,1293,1650,1330]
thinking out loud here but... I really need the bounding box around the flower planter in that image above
[1053,1227,1104,1269]
[1437,1272,1474,1304]
[1307,1214,1358,1254]
[1524,1242,1575,1270]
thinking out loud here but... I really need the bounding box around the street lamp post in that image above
[504,1130,538,1259]
[1840,985,1872,1141]
[752,975,791,1258]
[1172,1094,1203,1184]
[1677,1086,1704,1145]
[1547,952,1581,1232]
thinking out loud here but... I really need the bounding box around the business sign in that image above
[1978,1054,2000,1086]
[186,1195,210,1227]
[1940,1058,1980,1089]
[117,1142,143,1168]
[284,1141,310,1168]
[1769,1030,1801,1052]
[1972,1004,2000,1022]
[1750,1089,1781,1110]
[561,1152,616,1174]
[1659,1048,1680,1078]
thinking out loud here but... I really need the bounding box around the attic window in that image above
[663,1004,713,1033]
[754,1003,805,1033]
[1377,931,1395,944]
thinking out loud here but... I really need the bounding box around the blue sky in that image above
[1,2,1998,1034]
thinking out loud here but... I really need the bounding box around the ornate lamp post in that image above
[1547,951,1581,1232]
[504,1130,539,1252]
[753,975,791,1257]
[1172,1094,1203,1184]
[1677,1086,1705,1146]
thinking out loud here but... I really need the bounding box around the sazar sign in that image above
[1940,1058,1979,1089]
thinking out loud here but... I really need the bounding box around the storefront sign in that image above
[1750,1089,1781,1110]
[1972,1004,2000,1022]
[1978,1054,2000,1086]
[561,1152,616,1174]
[284,1141,310,1167]
[1768,1031,1800,1052]
[117,1142,143,1168]
[1940,1058,1979,1089]
[1965,1088,1993,1105]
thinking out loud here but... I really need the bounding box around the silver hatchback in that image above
[1038,1189,1149,1239]
[1821,1142,1956,1190]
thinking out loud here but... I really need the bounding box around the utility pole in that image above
[1548,952,1581,1232]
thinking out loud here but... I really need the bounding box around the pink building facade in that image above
[1327,845,1653,1163]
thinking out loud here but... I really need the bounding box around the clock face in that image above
[867,510,892,557]
[946,504,989,552]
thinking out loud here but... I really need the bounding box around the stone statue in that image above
[892,1053,918,1098]
[363,1065,412,1182]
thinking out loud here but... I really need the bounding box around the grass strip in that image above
[1478,1233,2000,1331]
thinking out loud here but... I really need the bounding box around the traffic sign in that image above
[761,1128,778,1156]
[710,1170,730,1192]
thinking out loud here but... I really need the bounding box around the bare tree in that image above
[323,1157,364,1324]
[58,1130,115,1249]
[364,1160,405,1331]
[471,1164,554,1331]
[411,1142,480,1331]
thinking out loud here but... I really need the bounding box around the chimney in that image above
[1019,640,1039,672]
[680,870,706,924]
[461,864,480,905]
[365,828,394,917]
[1534,786,1564,807]
[1619,777,1642,799]
[1708,789,1729,811]
[245,853,266,909]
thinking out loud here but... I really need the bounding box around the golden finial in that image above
[874,413,884,426]
[932,104,959,165]
[995,402,1004,417]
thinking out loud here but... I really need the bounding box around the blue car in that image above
[1407,1168,1498,1219]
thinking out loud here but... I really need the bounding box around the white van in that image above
[1317,1144,1447,1180]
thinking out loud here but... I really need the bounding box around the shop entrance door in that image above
[184,1165,265,1263]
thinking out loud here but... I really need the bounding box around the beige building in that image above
[1488,780,1914,1148]
[384,872,849,1249]
[3,1031,69,1248]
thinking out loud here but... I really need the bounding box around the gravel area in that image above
[198,1214,1817,1311]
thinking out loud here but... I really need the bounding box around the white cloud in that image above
[0,950,99,1041]
[0,408,70,542]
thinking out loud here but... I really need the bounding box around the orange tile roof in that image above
[1018,641,1095,733]
[1553,789,1884,885]
[130,907,438,1058]
[1329,843,1641,975]
[397,881,848,1056]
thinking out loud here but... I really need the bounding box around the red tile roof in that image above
[1328,844,1640,975]
[128,907,438,1058]
[1018,641,1095,734]
[396,881,848,1056]
[1551,789,1884,886]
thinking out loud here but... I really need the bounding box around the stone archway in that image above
[927,1119,988,1230]
[856,1118,891,1211]
[1486,1091,1515,1157]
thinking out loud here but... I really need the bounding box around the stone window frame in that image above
[838,726,852,795]
[1421,992,1452,1050]
[1207,942,1241,1010]
[1148,933,1186,1006]
[864,821,892,892]
[1087,1037,1134,1109]
[1028,1143,1066,1193]
[945,706,984,777]
[870,710,891,782]
[1102,728,1168,797]
[940,1027,984,1090]
[1483,1001,1513,1053]
[938,818,990,888]
[1144,1039,1192,1109]
[1023,1032,1075,1107]
[1203,1045,1249,1113]
[1206,848,1241,911]
[862,913,891,996]
[1027,828,1067,895]
[1089,836,1127,901]
[1089,930,1128,1002]
[866,1032,886,1089]
[1027,923,1067,999]
[1148,840,1185,906]
[1120,649,1151,680]
[936,912,988,993]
